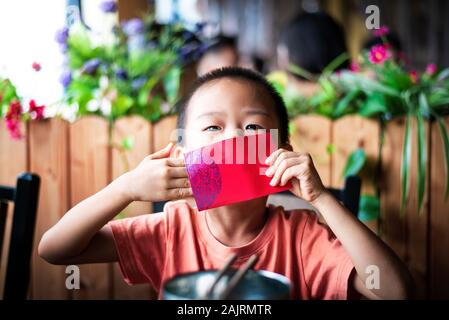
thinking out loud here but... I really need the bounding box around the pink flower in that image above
[350,61,360,72]
[369,44,390,64]
[425,63,437,75]
[5,100,23,139]
[373,26,389,37]
[32,62,41,72]
[409,70,418,84]
[28,99,45,120]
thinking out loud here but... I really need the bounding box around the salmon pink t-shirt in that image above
[109,200,355,300]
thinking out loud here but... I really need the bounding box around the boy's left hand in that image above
[265,149,326,204]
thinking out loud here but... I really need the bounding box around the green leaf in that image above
[112,94,133,118]
[437,117,449,199]
[333,89,360,118]
[401,115,412,215]
[416,110,427,214]
[343,148,366,177]
[358,195,380,221]
[163,66,181,104]
[288,64,315,82]
[339,72,401,97]
[121,136,134,151]
[359,93,387,117]
[326,144,335,155]
[323,52,349,75]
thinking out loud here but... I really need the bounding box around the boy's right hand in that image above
[118,142,193,202]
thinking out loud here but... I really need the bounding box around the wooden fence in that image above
[0,115,448,299]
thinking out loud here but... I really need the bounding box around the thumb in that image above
[149,142,174,160]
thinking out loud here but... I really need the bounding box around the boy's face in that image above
[180,78,280,152]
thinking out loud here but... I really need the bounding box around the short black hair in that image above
[175,67,289,145]
[279,11,348,75]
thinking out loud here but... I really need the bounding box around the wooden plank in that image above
[29,119,71,299]
[152,115,178,152]
[111,116,152,299]
[430,117,449,299]
[0,121,27,185]
[380,117,407,260]
[0,121,27,298]
[332,116,380,232]
[290,115,332,186]
[404,118,429,299]
[70,116,111,299]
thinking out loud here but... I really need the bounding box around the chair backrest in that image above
[267,175,361,216]
[0,173,40,300]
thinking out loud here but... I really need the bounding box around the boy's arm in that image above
[266,149,414,299]
[310,191,413,299]
[39,143,193,265]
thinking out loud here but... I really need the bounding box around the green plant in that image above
[268,32,449,216]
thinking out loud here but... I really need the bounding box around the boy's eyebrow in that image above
[196,111,226,119]
[242,108,272,117]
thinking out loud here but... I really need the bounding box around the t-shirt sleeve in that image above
[108,212,167,289]
[299,213,355,300]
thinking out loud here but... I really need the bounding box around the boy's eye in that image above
[245,124,263,131]
[204,125,221,132]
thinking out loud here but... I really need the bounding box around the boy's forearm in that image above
[39,174,132,262]
[311,191,412,299]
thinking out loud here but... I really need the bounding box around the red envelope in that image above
[184,132,291,211]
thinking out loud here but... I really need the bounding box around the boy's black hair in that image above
[279,11,348,75]
[175,67,290,145]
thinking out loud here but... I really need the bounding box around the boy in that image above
[39,67,412,300]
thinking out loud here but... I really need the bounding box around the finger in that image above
[280,164,305,186]
[269,158,303,186]
[148,142,174,160]
[167,178,191,189]
[265,148,286,165]
[266,152,299,177]
[166,157,185,167]
[168,167,189,178]
[166,187,194,200]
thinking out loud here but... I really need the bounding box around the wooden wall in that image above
[1,115,448,299]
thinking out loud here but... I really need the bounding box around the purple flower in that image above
[81,58,101,75]
[122,18,145,36]
[131,77,147,90]
[55,27,69,45]
[59,70,72,88]
[99,1,117,13]
[116,69,128,80]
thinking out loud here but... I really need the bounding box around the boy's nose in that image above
[223,128,245,141]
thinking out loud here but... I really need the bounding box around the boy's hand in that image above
[119,142,193,202]
[265,149,326,204]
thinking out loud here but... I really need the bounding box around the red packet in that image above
[184,132,291,211]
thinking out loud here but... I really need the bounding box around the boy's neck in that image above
[205,197,268,247]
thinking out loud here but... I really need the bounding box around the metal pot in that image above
[163,269,291,300]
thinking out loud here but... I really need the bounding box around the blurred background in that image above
[0,0,448,300]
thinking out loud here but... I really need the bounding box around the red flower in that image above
[369,44,390,64]
[5,100,23,139]
[425,63,437,76]
[373,26,389,37]
[350,61,360,72]
[409,70,418,84]
[32,62,41,72]
[28,99,45,120]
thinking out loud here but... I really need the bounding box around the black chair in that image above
[268,175,362,216]
[0,173,40,300]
